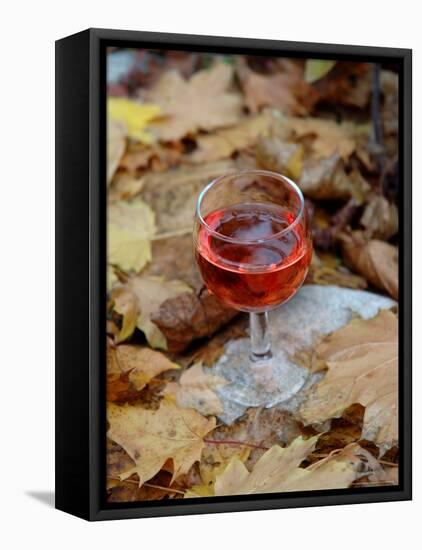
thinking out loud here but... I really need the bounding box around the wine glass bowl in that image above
[194,171,312,312]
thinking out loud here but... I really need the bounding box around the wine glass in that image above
[193,170,313,408]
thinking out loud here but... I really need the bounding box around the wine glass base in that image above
[213,337,309,409]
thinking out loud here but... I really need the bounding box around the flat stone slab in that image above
[212,285,396,424]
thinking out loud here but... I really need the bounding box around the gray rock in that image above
[213,285,396,424]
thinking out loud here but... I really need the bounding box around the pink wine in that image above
[196,203,312,312]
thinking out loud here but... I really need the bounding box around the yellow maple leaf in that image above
[111,275,192,348]
[108,97,161,143]
[108,199,156,273]
[107,343,179,391]
[185,436,370,497]
[107,401,216,486]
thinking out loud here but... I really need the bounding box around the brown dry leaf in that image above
[300,155,370,201]
[108,172,146,203]
[238,59,319,115]
[164,363,228,415]
[199,437,367,496]
[108,343,179,391]
[360,195,399,240]
[288,117,357,160]
[381,70,399,137]
[151,288,238,353]
[187,111,275,163]
[143,233,202,291]
[340,231,398,299]
[143,63,243,141]
[256,136,304,180]
[313,62,372,108]
[140,160,236,238]
[107,401,216,486]
[300,310,398,450]
[111,275,192,348]
[120,142,183,175]
[107,119,126,184]
[305,252,368,290]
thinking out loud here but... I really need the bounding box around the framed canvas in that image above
[55,28,412,521]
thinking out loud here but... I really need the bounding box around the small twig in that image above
[354,480,397,487]
[371,63,384,148]
[204,438,269,451]
[107,476,185,495]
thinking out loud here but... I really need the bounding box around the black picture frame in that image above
[55,28,412,521]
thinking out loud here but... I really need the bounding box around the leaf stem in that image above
[204,438,269,451]
[107,476,185,494]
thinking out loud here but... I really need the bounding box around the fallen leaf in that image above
[288,117,356,160]
[107,119,126,184]
[300,155,370,201]
[108,343,179,391]
[140,160,236,238]
[107,172,146,202]
[107,401,216,486]
[185,444,251,497]
[381,70,399,136]
[143,233,202,291]
[108,97,161,143]
[112,275,192,348]
[151,288,238,352]
[237,59,319,115]
[305,251,368,290]
[164,363,228,415]
[256,136,304,180]
[187,111,275,163]
[312,62,372,109]
[107,264,118,291]
[108,199,156,272]
[120,142,183,174]
[360,195,399,240]
[300,310,398,450]
[198,436,367,496]
[340,231,398,299]
[143,63,243,141]
[304,60,336,83]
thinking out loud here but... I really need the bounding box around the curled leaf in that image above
[151,288,238,352]
[300,154,370,201]
[340,231,398,299]
[112,275,192,348]
[256,136,304,180]
[360,195,399,240]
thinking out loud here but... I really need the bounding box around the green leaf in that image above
[304,60,336,83]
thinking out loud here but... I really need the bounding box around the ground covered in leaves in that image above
[106,49,399,502]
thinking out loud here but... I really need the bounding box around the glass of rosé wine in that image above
[193,170,313,408]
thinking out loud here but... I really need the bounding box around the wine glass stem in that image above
[249,311,272,362]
